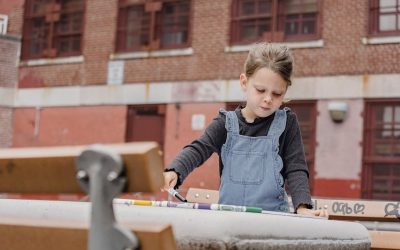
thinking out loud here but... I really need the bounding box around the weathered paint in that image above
[315,99,364,180]
[12,106,127,147]
[313,178,361,198]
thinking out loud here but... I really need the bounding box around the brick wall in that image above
[294,0,400,76]
[0,34,19,148]
[0,36,19,87]
[12,0,399,87]
[0,0,24,35]
[0,107,12,148]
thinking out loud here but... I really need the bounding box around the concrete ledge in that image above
[0,199,371,249]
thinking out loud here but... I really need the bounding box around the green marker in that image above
[245,206,262,213]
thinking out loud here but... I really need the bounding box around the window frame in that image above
[116,0,192,53]
[230,0,322,45]
[369,0,400,37]
[362,99,400,200]
[21,0,86,60]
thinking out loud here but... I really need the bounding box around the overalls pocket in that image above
[228,150,265,185]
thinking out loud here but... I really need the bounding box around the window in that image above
[370,0,400,36]
[21,0,85,60]
[116,0,191,52]
[230,0,321,44]
[362,100,400,200]
[282,101,317,194]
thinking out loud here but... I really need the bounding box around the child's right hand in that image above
[296,204,329,218]
[162,171,178,191]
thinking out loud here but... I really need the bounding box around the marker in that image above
[167,188,187,202]
[134,200,153,206]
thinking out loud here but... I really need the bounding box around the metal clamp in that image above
[76,145,139,250]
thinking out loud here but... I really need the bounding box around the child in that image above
[163,43,327,217]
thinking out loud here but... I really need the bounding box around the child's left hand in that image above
[296,204,329,218]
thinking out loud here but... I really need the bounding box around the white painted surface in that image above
[0,73,399,107]
[191,114,205,130]
[225,39,324,52]
[0,199,370,249]
[287,75,363,100]
[362,35,400,45]
[0,14,8,35]
[107,60,124,85]
[19,55,84,67]
[0,88,14,107]
[110,47,194,60]
[315,99,364,179]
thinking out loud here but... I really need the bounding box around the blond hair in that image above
[244,43,293,87]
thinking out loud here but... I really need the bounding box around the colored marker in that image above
[167,188,188,202]
[166,201,194,209]
[134,200,153,206]
[114,198,263,214]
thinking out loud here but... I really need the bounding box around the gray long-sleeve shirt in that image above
[167,107,313,210]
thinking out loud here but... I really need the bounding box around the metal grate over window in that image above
[230,0,321,44]
[21,0,85,60]
[116,0,191,52]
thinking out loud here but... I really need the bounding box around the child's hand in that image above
[296,204,329,218]
[162,171,178,191]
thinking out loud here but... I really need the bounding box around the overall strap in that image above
[267,108,288,138]
[219,108,240,134]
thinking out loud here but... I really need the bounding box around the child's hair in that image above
[244,43,294,87]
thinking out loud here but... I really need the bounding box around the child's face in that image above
[240,67,287,121]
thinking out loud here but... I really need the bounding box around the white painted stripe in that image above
[15,87,80,107]
[1,74,399,107]
[19,55,84,67]
[110,47,194,60]
[361,35,400,45]
[287,75,364,100]
[0,88,14,107]
[225,39,324,52]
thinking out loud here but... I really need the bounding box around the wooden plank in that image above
[0,142,164,193]
[312,198,400,222]
[0,217,176,250]
[369,231,400,250]
[186,187,219,203]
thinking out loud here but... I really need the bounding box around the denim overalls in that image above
[218,108,289,212]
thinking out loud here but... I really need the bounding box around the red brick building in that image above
[1,0,399,200]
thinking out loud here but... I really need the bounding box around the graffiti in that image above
[313,199,400,220]
[331,202,365,215]
[384,202,400,220]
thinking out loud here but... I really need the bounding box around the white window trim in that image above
[225,39,324,53]
[0,14,8,35]
[361,36,400,45]
[19,55,84,67]
[110,47,194,60]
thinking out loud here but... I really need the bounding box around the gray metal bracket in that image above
[75,145,139,250]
